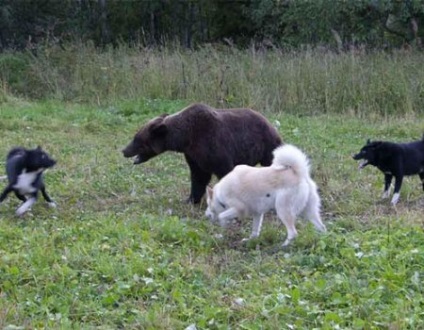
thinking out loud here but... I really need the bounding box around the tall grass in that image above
[1,44,424,115]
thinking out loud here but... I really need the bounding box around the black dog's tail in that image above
[6,147,26,160]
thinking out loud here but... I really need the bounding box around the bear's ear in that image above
[148,117,168,136]
[151,123,167,136]
[366,139,371,145]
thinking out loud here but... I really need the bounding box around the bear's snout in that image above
[122,144,136,158]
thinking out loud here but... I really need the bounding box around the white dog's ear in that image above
[206,186,214,199]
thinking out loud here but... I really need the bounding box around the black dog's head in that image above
[353,139,383,169]
[26,146,56,171]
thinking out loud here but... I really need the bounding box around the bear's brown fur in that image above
[122,103,282,203]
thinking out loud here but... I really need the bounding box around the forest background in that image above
[1,0,424,51]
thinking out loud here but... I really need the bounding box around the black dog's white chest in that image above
[13,171,40,194]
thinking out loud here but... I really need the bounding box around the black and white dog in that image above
[353,135,424,205]
[0,146,57,216]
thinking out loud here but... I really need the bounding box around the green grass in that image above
[0,98,423,329]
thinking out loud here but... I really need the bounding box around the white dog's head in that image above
[205,186,226,224]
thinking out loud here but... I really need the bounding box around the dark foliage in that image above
[1,0,424,51]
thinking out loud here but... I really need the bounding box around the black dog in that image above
[353,135,424,205]
[0,146,56,216]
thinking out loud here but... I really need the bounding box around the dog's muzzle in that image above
[205,208,218,223]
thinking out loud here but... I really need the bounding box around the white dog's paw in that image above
[381,190,390,199]
[48,202,57,208]
[282,235,297,247]
[391,193,400,206]
[282,239,291,247]
[241,234,259,243]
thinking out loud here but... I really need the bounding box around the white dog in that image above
[205,144,326,246]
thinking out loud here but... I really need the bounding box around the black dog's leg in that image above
[34,176,56,207]
[40,184,53,203]
[0,185,13,203]
[184,155,212,204]
[419,173,424,191]
[40,185,56,208]
[391,175,403,205]
[14,192,27,202]
[382,174,393,199]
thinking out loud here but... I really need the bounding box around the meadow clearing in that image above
[0,47,423,329]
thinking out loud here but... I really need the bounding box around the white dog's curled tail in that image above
[272,144,311,177]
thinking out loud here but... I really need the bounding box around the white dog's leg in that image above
[303,189,326,233]
[16,197,36,216]
[218,207,238,227]
[304,202,326,233]
[242,214,264,242]
[250,214,264,238]
[277,211,298,247]
[281,215,297,247]
[308,213,327,233]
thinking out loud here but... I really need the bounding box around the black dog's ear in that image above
[366,139,371,144]
[36,145,42,150]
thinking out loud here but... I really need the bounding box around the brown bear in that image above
[122,103,282,203]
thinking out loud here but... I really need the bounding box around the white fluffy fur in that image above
[205,144,326,246]
[272,144,310,178]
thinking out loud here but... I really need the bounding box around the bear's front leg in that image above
[184,155,212,204]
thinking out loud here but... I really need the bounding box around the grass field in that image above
[0,97,423,329]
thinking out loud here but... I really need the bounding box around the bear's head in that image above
[122,115,168,164]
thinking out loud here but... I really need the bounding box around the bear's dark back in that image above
[165,103,282,174]
[214,108,281,167]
